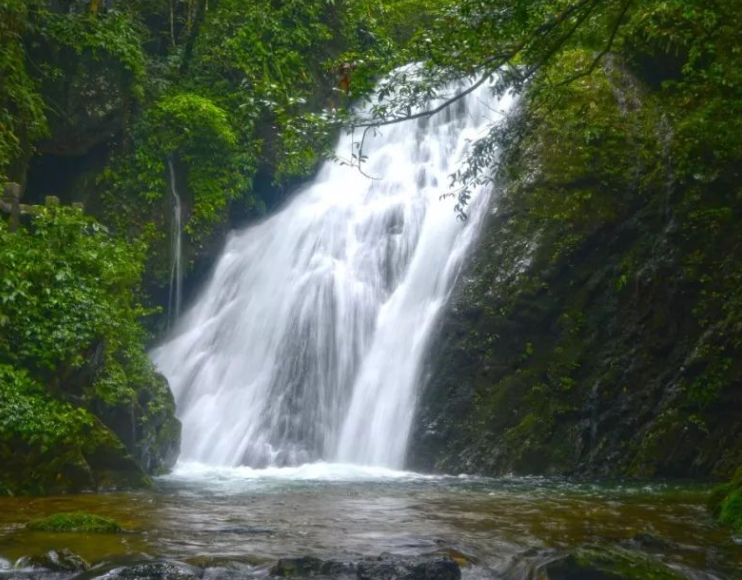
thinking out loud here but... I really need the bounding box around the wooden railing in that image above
[0,183,22,232]
[1,183,85,231]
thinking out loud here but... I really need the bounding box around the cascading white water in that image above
[167,157,183,327]
[152,81,514,468]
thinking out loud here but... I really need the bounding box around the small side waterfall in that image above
[152,81,514,468]
[167,156,183,327]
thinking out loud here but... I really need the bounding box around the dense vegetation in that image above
[0,0,434,494]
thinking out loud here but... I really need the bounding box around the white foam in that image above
[161,461,439,492]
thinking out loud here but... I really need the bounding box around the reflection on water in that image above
[0,463,740,578]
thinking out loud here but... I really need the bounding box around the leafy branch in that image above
[342,0,637,217]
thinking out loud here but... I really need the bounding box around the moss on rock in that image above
[26,512,122,533]
[709,466,742,535]
[408,46,742,479]
[542,546,688,580]
[0,365,151,495]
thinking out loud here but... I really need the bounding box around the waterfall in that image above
[167,156,183,327]
[152,81,514,468]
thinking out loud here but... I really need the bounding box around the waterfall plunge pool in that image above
[0,463,740,579]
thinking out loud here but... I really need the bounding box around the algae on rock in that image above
[26,512,122,533]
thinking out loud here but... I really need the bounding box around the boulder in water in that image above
[271,557,354,578]
[16,550,89,572]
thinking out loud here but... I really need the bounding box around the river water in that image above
[1,464,740,579]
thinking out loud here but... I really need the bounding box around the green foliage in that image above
[409,0,742,480]
[0,207,146,374]
[0,0,48,180]
[95,0,430,288]
[0,366,95,453]
[1,0,433,493]
[3,0,438,296]
[35,8,146,83]
[0,0,150,179]
[26,511,122,533]
[718,490,742,534]
[494,48,665,266]
[106,91,255,252]
[0,206,177,491]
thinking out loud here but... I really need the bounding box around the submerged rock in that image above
[622,532,678,552]
[16,551,89,573]
[507,546,689,580]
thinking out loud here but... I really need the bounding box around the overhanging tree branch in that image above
[547,0,635,90]
[349,0,610,131]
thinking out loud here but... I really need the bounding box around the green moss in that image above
[567,546,687,580]
[26,512,122,533]
[718,490,742,534]
[0,366,95,451]
[709,465,742,535]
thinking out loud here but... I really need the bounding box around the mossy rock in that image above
[709,465,742,534]
[0,366,152,495]
[540,546,688,580]
[26,511,122,533]
[717,489,742,535]
[86,561,200,580]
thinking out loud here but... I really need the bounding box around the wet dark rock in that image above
[89,372,181,477]
[408,171,742,479]
[356,555,460,580]
[271,555,460,580]
[16,550,89,573]
[84,562,201,580]
[405,57,742,481]
[271,557,354,578]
